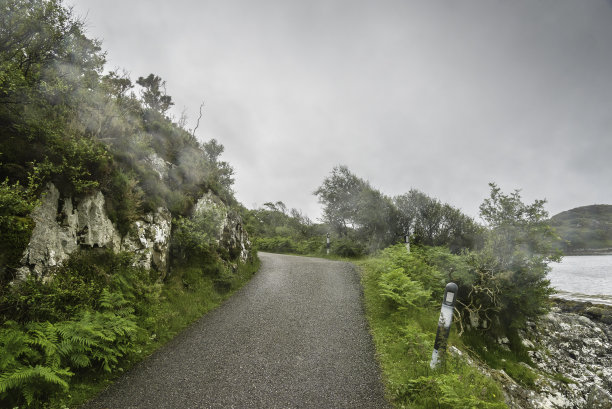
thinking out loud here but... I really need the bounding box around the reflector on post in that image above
[430,282,458,369]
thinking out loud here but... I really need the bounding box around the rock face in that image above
[495,302,612,409]
[18,183,171,280]
[18,184,251,281]
[19,184,121,279]
[193,192,251,263]
[121,207,172,274]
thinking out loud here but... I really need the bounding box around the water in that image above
[548,255,612,305]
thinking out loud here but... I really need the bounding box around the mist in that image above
[69,0,612,220]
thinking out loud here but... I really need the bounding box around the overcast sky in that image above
[69,0,612,221]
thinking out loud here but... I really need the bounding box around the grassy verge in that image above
[357,246,507,409]
[67,256,260,407]
[0,250,260,408]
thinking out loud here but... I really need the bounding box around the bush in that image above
[171,208,224,266]
[0,178,38,283]
[360,245,507,409]
[331,238,365,258]
[254,237,297,254]
[453,184,561,335]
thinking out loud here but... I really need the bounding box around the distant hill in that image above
[550,205,612,254]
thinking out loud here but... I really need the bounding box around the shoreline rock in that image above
[498,299,612,408]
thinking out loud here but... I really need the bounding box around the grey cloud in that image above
[71,0,612,219]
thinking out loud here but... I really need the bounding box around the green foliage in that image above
[331,237,365,258]
[314,166,480,254]
[104,169,144,235]
[314,165,400,251]
[455,184,561,335]
[1,0,238,230]
[0,177,38,282]
[136,74,174,114]
[171,208,224,266]
[378,268,431,309]
[0,248,259,408]
[359,247,507,408]
[394,190,481,252]
[254,236,325,255]
[0,289,140,408]
[461,331,538,389]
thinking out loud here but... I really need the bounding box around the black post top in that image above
[442,282,458,306]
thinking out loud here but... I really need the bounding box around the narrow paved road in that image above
[83,253,389,408]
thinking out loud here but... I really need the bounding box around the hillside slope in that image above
[551,205,612,253]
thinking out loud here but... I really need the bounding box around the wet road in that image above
[83,253,389,408]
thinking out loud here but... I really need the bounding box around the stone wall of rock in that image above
[17,183,251,281]
[17,183,172,280]
[193,192,251,263]
[120,207,172,275]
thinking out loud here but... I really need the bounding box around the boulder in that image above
[121,207,172,274]
[193,191,250,262]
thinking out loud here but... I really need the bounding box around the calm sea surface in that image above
[548,255,612,306]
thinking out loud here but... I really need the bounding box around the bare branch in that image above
[191,101,205,138]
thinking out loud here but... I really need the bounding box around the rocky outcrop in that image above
[17,183,172,280]
[121,207,172,274]
[193,192,250,263]
[17,184,251,281]
[519,304,612,409]
[221,211,250,262]
[18,183,121,279]
[485,301,612,409]
[145,153,173,181]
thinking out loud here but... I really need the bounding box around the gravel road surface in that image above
[83,252,389,408]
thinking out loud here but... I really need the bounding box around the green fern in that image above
[0,365,72,405]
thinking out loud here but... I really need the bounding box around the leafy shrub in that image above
[0,321,72,408]
[171,208,224,266]
[378,268,431,310]
[104,169,144,235]
[331,238,365,258]
[453,184,561,336]
[254,237,297,254]
[360,246,507,409]
[0,293,140,408]
[0,178,38,283]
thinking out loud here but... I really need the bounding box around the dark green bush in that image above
[331,238,365,258]
[254,237,297,254]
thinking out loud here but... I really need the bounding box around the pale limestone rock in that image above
[453,303,612,409]
[193,192,228,243]
[76,190,121,251]
[193,192,250,262]
[221,211,251,263]
[145,153,172,180]
[121,207,171,274]
[20,184,79,277]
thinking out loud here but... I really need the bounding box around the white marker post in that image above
[430,282,458,369]
[404,232,410,253]
[326,233,330,255]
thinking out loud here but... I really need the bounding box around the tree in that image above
[314,166,401,251]
[314,166,364,237]
[455,183,562,335]
[136,74,174,114]
[394,190,479,251]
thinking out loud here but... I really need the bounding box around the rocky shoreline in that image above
[501,299,612,408]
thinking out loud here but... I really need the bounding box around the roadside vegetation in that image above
[0,1,258,407]
[251,165,563,408]
[0,248,258,408]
